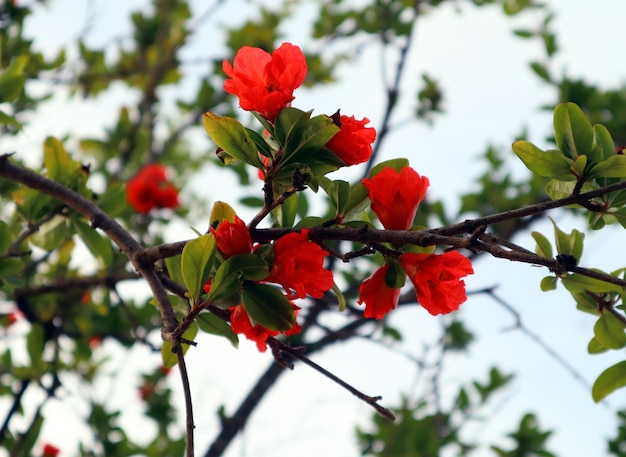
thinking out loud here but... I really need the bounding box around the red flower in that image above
[42,444,60,457]
[265,230,334,299]
[126,164,179,214]
[357,264,402,319]
[230,303,301,352]
[362,166,430,230]
[326,114,376,165]
[211,215,253,258]
[223,42,307,121]
[399,251,473,315]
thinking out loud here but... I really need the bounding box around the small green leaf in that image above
[531,231,553,258]
[210,201,238,226]
[341,182,370,221]
[241,283,294,331]
[43,136,73,182]
[592,124,616,161]
[545,179,594,201]
[592,360,626,402]
[97,184,127,216]
[368,158,410,178]
[571,155,587,177]
[281,114,339,166]
[207,254,269,304]
[27,323,46,374]
[0,220,11,254]
[196,312,239,348]
[181,233,216,305]
[161,322,198,369]
[588,155,626,179]
[553,102,594,160]
[562,273,624,294]
[550,218,572,256]
[203,112,261,167]
[540,276,557,291]
[164,255,184,286]
[72,218,113,267]
[593,313,626,349]
[512,141,573,179]
[529,61,551,82]
[587,336,608,354]
[29,215,69,251]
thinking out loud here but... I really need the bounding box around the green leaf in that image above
[531,231,553,258]
[545,179,594,201]
[203,112,261,167]
[281,114,339,166]
[529,61,551,82]
[27,323,46,374]
[562,273,624,294]
[164,255,184,286]
[196,312,238,348]
[43,136,73,182]
[341,182,370,221]
[592,360,626,402]
[550,217,572,256]
[29,215,69,251]
[210,201,237,226]
[241,283,294,331]
[161,322,198,369]
[593,313,626,349]
[553,102,594,160]
[207,254,270,304]
[512,141,573,179]
[0,258,23,277]
[587,336,608,354]
[72,218,113,268]
[368,158,410,178]
[539,276,557,291]
[592,124,616,161]
[0,55,28,102]
[181,233,216,305]
[0,220,11,254]
[97,184,127,216]
[0,110,21,129]
[273,107,311,146]
[587,155,626,179]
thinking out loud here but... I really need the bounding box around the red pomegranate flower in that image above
[126,164,179,214]
[223,42,307,122]
[230,303,301,352]
[42,444,60,457]
[357,264,402,319]
[326,114,376,165]
[399,251,473,315]
[211,215,253,259]
[362,166,430,230]
[265,229,334,299]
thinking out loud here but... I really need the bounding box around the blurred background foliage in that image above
[1,0,626,456]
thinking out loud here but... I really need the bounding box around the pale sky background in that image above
[2,1,626,456]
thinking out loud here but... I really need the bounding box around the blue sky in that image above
[3,1,626,456]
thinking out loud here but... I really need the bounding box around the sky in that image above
[2,0,626,456]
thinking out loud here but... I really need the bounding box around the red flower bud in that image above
[362,166,429,230]
[211,216,253,258]
[326,114,376,165]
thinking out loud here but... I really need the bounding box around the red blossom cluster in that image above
[206,216,332,351]
[126,164,179,214]
[358,166,473,317]
[203,42,474,351]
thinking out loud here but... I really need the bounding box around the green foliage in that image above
[492,413,556,457]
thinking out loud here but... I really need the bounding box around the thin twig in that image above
[267,338,396,421]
